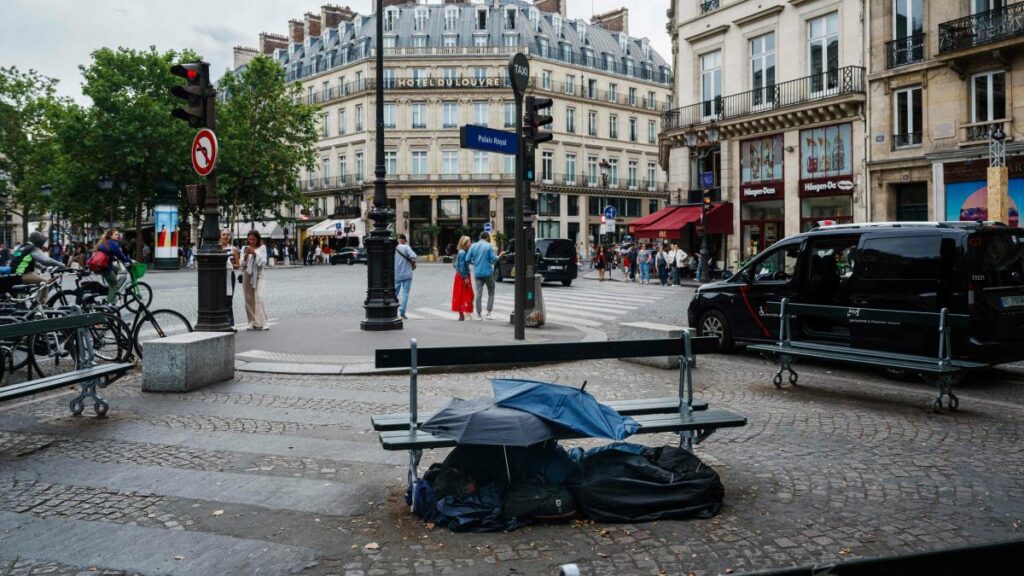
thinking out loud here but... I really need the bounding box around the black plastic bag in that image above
[578,444,724,522]
[502,483,577,522]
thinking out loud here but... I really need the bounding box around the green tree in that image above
[216,55,317,230]
[78,46,198,259]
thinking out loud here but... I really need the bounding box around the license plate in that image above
[548,265,563,271]
[1001,295,1024,308]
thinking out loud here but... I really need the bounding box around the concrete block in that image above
[618,322,693,369]
[142,332,234,392]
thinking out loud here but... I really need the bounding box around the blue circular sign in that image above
[484,222,492,233]
[603,205,617,220]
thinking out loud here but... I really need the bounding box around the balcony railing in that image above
[536,78,671,111]
[663,66,865,131]
[540,173,669,193]
[886,33,926,68]
[892,132,923,148]
[939,3,1024,54]
[701,0,720,15]
[962,119,1007,143]
[302,175,363,192]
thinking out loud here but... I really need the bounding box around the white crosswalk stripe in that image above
[414,281,679,328]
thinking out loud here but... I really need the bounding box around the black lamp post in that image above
[361,0,401,331]
[40,184,54,246]
[685,125,719,282]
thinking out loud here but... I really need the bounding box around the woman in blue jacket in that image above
[95,229,133,304]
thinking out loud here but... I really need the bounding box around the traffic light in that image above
[522,96,554,182]
[702,190,713,213]
[170,61,210,128]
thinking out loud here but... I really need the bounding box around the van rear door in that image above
[967,228,1024,350]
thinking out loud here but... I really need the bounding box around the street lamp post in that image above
[98,176,113,231]
[361,0,401,331]
[685,126,720,282]
[41,184,54,247]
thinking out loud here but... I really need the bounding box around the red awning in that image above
[634,203,733,239]
[627,206,676,233]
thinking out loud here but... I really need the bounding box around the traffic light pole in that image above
[513,94,526,340]
[194,82,230,332]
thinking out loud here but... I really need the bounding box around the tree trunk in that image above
[134,191,143,262]
[20,203,30,244]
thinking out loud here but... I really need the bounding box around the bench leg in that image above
[923,374,961,413]
[69,378,109,418]
[407,448,423,510]
[773,354,798,388]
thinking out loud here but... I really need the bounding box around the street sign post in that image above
[459,125,518,155]
[509,53,533,340]
[192,128,217,177]
[603,205,618,220]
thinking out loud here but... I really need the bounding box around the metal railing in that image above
[536,78,671,111]
[302,175,363,192]
[886,33,926,68]
[539,173,668,192]
[528,42,672,85]
[663,66,865,131]
[939,3,1024,53]
[892,132,923,148]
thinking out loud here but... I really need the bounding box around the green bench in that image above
[0,312,133,417]
[372,334,747,491]
[748,299,986,412]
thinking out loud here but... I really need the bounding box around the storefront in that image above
[739,135,785,259]
[799,123,854,232]
[942,158,1022,226]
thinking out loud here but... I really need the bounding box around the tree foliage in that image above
[216,55,317,227]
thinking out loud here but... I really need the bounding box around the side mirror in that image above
[740,270,753,284]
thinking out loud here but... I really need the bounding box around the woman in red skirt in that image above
[451,235,474,320]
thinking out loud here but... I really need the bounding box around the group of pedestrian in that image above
[219,228,269,332]
[592,242,690,286]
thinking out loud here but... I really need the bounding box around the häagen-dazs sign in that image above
[800,176,855,197]
[740,181,783,202]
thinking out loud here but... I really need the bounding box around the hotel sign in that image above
[393,77,508,90]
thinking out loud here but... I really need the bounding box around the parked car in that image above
[495,238,579,286]
[329,246,367,265]
[687,221,1024,365]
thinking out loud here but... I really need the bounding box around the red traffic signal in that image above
[170,61,209,129]
[525,96,553,145]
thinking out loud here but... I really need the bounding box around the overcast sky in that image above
[2,0,671,104]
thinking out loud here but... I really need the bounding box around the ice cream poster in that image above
[945,180,1022,227]
[154,207,179,258]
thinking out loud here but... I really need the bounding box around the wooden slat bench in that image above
[748,299,986,412]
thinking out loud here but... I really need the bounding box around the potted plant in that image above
[420,224,441,262]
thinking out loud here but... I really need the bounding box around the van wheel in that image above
[561,279,572,287]
[698,310,733,352]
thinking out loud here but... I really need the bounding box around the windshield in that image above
[536,239,574,259]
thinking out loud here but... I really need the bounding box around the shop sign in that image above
[395,77,507,90]
[800,176,855,197]
[740,181,784,202]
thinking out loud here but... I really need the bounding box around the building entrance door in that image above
[895,183,928,221]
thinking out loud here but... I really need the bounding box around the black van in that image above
[687,222,1024,365]
[495,238,579,286]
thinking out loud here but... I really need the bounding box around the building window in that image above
[587,156,598,186]
[383,103,396,129]
[474,35,488,47]
[355,152,364,183]
[971,70,1006,124]
[414,7,428,31]
[609,114,618,139]
[412,102,426,129]
[410,197,431,219]
[504,102,516,128]
[628,87,637,106]
[972,0,1005,15]
[321,112,329,138]
[355,105,364,131]
[385,150,397,176]
[445,7,459,32]
[438,198,461,220]
[647,162,657,191]
[384,9,397,32]
[504,34,518,47]
[412,36,427,49]
[473,151,489,174]
[608,83,618,102]
[538,221,560,239]
[648,120,656,144]
[529,8,540,31]
[443,150,459,179]
[608,159,619,188]
[809,12,839,93]
[568,195,579,216]
[751,32,776,107]
[542,70,552,90]
[565,154,577,184]
[588,111,598,136]
[504,7,516,30]
[383,69,396,88]
[321,157,330,182]
[566,107,576,133]
[338,109,346,134]
[700,50,722,118]
[628,160,638,189]
[383,36,396,49]
[538,193,560,217]
[587,79,597,99]
[503,154,515,175]
[476,8,488,31]
[894,0,924,40]
[443,67,458,81]
[443,101,458,128]
[473,67,488,81]
[443,35,458,48]
[566,75,576,95]
[893,86,923,148]
[741,135,784,183]
[412,68,428,86]
[411,150,428,175]
[338,155,347,179]
[629,117,637,142]
[307,86,314,104]
[542,151,553,182]
[474,102,488,126]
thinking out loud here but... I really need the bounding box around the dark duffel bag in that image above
[578,444,724,522]
[502,483,576,522]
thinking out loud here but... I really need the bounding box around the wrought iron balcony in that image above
[701,0,720,15]
[886,33,926,68]
[892,132,923,148]
[939,3,1024,54]
[962,119,1007,143]
[663,66,865,131]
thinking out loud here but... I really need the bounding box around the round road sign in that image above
[603,205,618,220]
[508,53,530,97]
[191,128,218,177]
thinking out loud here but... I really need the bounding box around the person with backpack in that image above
[88,229,133,304]
[11,231,66,301]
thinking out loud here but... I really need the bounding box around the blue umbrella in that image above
[491,379,640,441]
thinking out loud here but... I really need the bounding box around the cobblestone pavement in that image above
[2,354,1024,575]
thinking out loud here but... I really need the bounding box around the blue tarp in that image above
[491,379,640,441]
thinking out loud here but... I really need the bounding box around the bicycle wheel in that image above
[122,281,153,313]
[91,314,133,362]
[47,288,77,308]
[0,318,31,371]
[28,328,78,378]
[132,309,193,359]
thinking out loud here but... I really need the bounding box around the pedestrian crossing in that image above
[411,280,680,328]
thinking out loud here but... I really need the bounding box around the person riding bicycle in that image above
[10,231,65,301]
[93,229,134,304]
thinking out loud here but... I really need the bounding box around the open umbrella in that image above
[491,379,640,441]
[419,398,562,481]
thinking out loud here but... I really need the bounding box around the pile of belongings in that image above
[404,379,725,532]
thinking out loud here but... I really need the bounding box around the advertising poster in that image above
[945,180,1022,227]
[154,207,179,259]
[800,123,852,180]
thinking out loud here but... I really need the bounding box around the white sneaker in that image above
[485,311,493,320]
[476,314,483,320]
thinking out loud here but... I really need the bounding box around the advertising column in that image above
[153,182,180,270]
[798,123,854,231]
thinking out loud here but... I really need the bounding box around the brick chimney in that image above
[304,12,322,39]
[534,0,566,18]
[259,32,289,55]
[289,19,304,43]
[591,7,628,36]
[322,4,356,28]
[233,46,259,68]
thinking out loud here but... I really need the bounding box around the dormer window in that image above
[414,7,428,32]
[476,7,488,31]
[641,39,650,59]
[353,17,362,34]
[445,6,459,31]
[504,7,516,30]
[618,34,628,55]
[552,15,562,37]
[384,8,397,32]
[383,36,396,49]
[529,8,540,31]
[578,21,587,42]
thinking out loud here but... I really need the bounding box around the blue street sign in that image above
[484,222,492,233]
[459,125,519,155]
[701,171,714,189]
[334,222,342,230]
[603,205,618,220]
